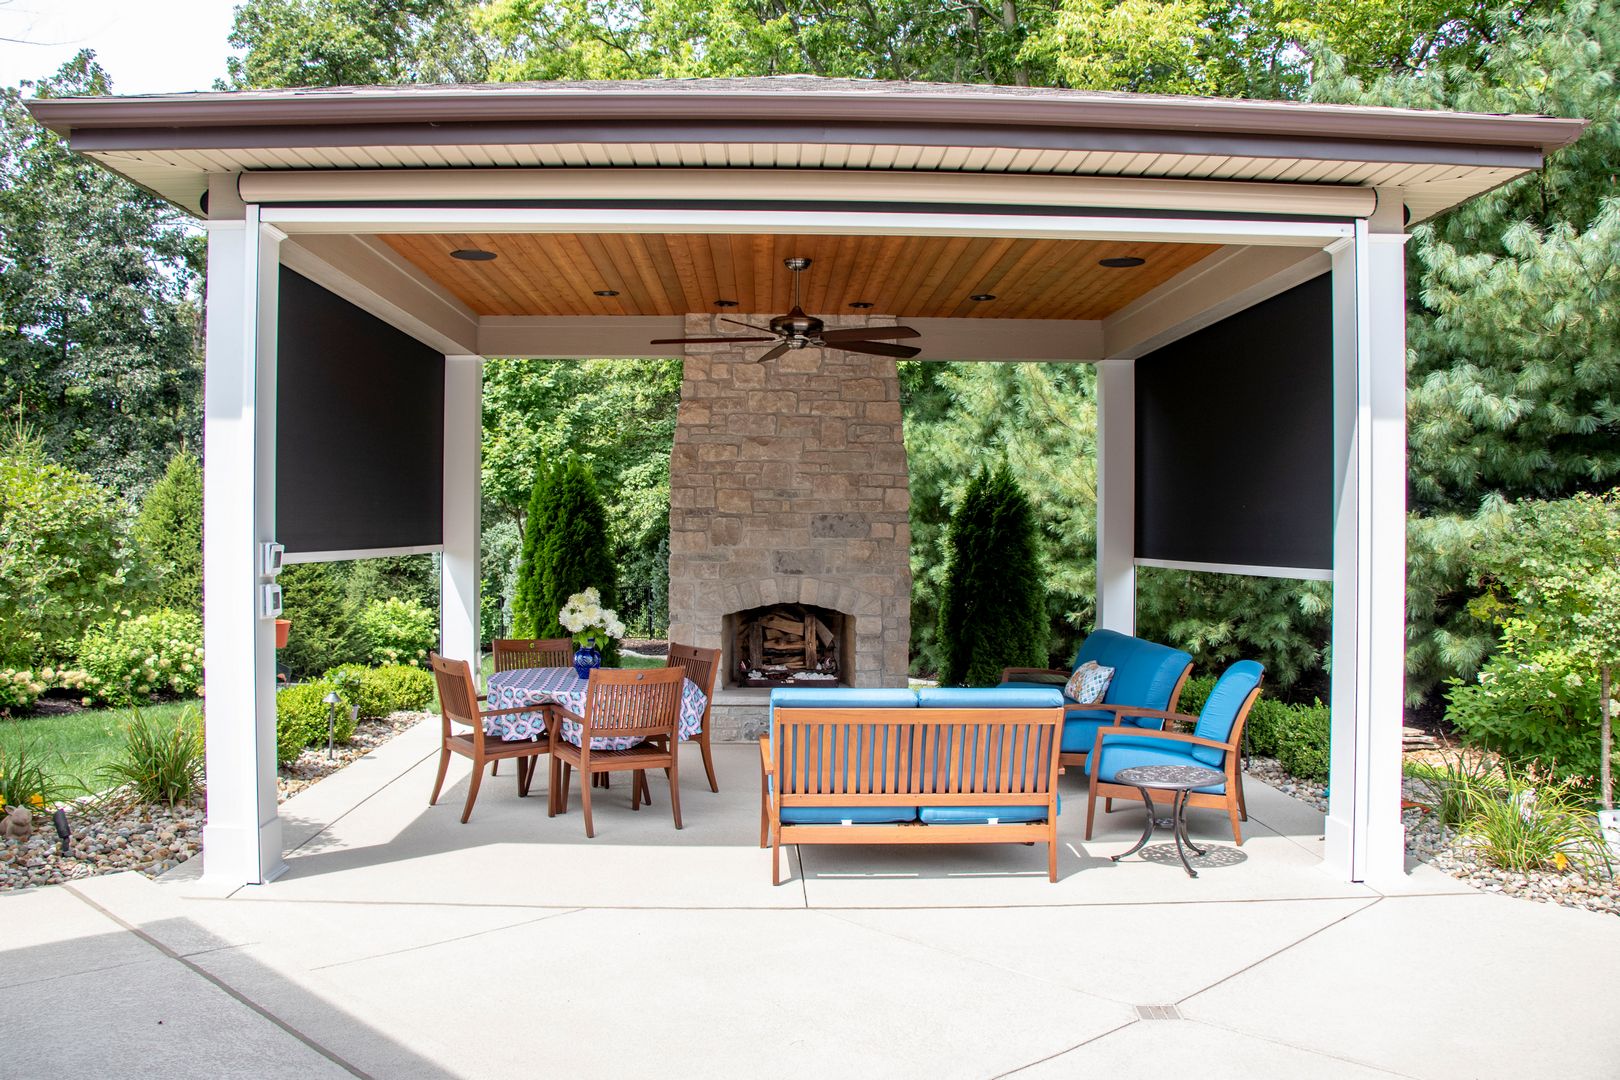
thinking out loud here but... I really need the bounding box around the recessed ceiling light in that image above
[713,299,739,307]
[969,293,997,302]
[593,289,619,297]
[450,248,497,262]
[848,301,874,309]
[1099,256,1147,268]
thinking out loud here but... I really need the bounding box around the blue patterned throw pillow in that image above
[1064,660,1114,705]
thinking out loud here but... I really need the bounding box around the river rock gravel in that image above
[1,712,425,892]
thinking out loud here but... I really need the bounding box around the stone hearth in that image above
[667,313,912,740]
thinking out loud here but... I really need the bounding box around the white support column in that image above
[1325,192,1410,884]
[1095,358,1137,635]
[441,355,483,668]
[201,199,287,888]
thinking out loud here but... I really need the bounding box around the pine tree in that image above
[133,451,203,613]
[510,458,554,638]
[536,456,620,665]
[936,464,1047,686]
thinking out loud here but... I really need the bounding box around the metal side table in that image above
[1109,764,1226,877]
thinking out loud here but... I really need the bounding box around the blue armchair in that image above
[1002,629,1194,770]
[1084,659,1265,845]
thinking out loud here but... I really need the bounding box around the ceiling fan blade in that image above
[753,342,791,363]
[833,340,922,359]
[647,336,776,344]
[720,316,776,332]
[817,326,922,343]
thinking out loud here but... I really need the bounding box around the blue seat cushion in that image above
[1091,740,1226,794]
[770,687,919,710]
[780,806,918,824]
[919,795,1060,825]
[1060,714,1168,753]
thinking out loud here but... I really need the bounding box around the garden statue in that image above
[0,805,33,840]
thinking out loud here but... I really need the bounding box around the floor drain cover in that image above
[1135,1005,1184,1021]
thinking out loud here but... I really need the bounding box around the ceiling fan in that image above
[650,257,923,362]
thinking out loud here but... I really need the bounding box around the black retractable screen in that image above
[276,267,444,555]
[1135,274,1333,572]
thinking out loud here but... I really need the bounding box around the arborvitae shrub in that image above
[537,456,620,666]
[511,458,555,638]
[133,451,203,614]
[936,464,1047,686]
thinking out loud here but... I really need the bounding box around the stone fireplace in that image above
[666,313,912,739]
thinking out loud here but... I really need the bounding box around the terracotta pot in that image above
[274,618,291,649]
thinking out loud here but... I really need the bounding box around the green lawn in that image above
[5,653,664,794]
[0,700,200,795]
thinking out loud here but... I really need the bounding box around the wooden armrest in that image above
[1001,667,1070,683]
[1092,725,1235,757]
[479,704,553,719]
[758,736,774,776]
[1102,705,1200,727]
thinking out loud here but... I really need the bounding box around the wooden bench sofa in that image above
[758,687,1065,884]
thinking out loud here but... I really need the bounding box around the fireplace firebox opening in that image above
[723,604,853,689]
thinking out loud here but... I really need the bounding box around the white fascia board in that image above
[279,233,479,355]
[240,167,1379,220]
[1102,245,1333,360]
[260,206,1352,248]
[476,315,1103,362]
[282,544,444,564]
[1134,557,1333,582]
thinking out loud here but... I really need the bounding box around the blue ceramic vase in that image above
[572,637,603,680]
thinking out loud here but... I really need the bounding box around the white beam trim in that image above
[441,356,482,668]
[1325,194,1409,886]
[240,167,1379,220]
[280,234,479,355]
[1102,245,1332,360]
[282,544,445,564]
[1134,558,1333,582]
[1095,358,1136,635]
[260,206,1353,248]
[201,209,287,890]
[476,315,1104,362]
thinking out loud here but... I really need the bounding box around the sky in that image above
[0,0,239,94]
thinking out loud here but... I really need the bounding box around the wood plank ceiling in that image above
[381,233,1219,320]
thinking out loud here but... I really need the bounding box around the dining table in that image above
[484,666,708,751]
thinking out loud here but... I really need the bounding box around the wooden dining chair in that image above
[428,653,549,823]
[547,667,686,837]
[487,638,573,776]
[664,643,722,792]
[491,637,574,672]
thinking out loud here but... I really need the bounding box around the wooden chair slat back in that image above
[773,709,1062,802]
[492,638,573,672]
[580,667,686,739]
[430,653,483,748]
[665,643,720,699]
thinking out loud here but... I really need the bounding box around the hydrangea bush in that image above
[77,610,205,706]
[357,597,438,668]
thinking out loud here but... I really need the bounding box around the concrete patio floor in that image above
[6,721,1618,1079]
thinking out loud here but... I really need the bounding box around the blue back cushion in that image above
[916,687,1064,710]
[1188,660,1265,766]
[1072,630,1192,712]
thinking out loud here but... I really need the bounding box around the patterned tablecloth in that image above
[484,666,707,750]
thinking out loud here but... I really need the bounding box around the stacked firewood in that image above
[735,605,840,684]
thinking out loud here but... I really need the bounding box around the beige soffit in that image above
[236,168,1379,219]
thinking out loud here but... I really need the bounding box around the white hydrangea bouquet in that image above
[558,587,627,648]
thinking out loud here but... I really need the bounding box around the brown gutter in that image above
[25,85,1588,154]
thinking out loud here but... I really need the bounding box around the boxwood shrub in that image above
[274,680,354,765]
[320,664,433,718]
